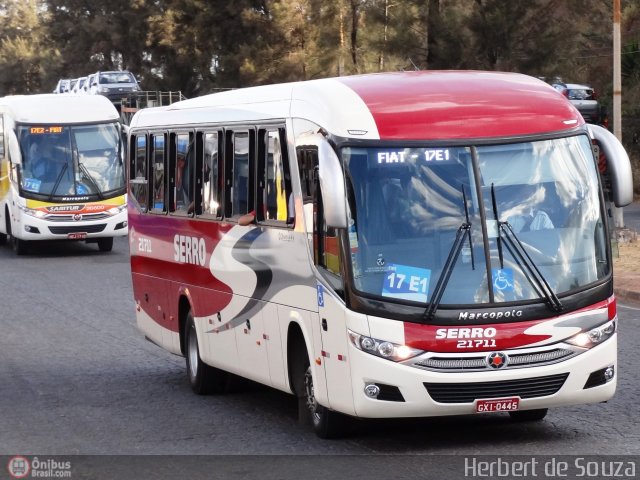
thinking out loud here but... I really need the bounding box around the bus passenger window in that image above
[232,131,251,217]
[202,132,221,217]
[151,134,165,212]
[262,129,292,224]
[0,115,4,157]
[174,133,194,215]
[130,135,148,211]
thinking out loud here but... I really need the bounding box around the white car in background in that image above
[88,71,140,102]
[72,76,88,94]
[53,79,71,93]
[552,82,601,125]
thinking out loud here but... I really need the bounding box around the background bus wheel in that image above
[293,343,348,439]
[185,311,229,395]
[509,408,548,422]
[1,211,8,245]
[12,236,28,255]
[97,237,113,252]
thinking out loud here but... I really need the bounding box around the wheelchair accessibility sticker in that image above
[492,268,514,293]
[382,264,431,303]
[317,283,325,307]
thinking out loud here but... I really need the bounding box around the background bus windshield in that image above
[18,123,123,198]
[343,135,608,307]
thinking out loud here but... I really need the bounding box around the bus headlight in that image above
[108,205,127,216]
[348,330,423,362]
[18,204,46,218]
[566,320,616,348]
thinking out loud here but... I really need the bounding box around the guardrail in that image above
[118,91,186,124]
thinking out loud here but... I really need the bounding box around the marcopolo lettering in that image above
[458,309,523,321]
[435,327,497,340]
[174,234,207,266]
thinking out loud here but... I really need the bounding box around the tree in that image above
[0,0,60,94]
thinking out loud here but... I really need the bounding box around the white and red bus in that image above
[0,94,127,254]
[127,71,632,438]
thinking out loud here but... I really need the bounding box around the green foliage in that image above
[0,0,60,94]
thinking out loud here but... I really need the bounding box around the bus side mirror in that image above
[317,139,347,229]
[8,130,21,165]
[589,124,633,207]
[296,133,348,229]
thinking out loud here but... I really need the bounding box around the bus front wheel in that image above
[1,209,8,245]
[185,311,229,394]
[12,236,28,255]
[97,237,113,252]
[293,342,349,439]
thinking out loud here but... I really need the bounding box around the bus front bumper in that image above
[346,334,616,418]
[16,211,128,241]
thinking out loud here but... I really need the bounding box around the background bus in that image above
[127,71,633,438]
[0,94,127,254]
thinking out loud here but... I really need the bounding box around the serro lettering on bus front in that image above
[174,234,207,266]
[435,327,497,340]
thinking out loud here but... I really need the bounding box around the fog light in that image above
[604,366,615,381]
[364,383,380,398]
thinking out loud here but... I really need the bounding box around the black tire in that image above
[293,341,349,439]
[185,311,229,395]
[509,408,548,422]
[97,237,114,252]
[1,210,8,246]
[12,235,28,255]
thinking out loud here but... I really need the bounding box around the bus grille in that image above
[423,373,569,404]
[414,348,575,372]
[46,213,111,222]
[48,224,106,234]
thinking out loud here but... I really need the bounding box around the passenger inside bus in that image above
[503,184,558,233]
[175,140,194,213]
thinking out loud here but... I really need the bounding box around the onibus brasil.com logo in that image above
[7,456,71,478]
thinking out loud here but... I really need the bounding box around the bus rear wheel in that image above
[293,342,349,439]
[0,232,6,245]
[97,237,113,252]
[509,408,548,422]
[185,311,229,394]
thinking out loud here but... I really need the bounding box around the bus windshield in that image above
[343,134,608,307]
[18,123,124,199]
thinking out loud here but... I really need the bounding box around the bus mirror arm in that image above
[588,124,633,207]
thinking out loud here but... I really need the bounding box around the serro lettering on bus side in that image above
[174,234,207,266]
[435,327,497,340]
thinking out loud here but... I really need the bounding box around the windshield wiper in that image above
[490,186,563,313]
[49,163,69,201]
[78,162,104,199]
[424,186,474,321]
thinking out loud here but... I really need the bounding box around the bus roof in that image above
[0,94,120,124]
[130,71,584,141]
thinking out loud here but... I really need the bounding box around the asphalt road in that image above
[0,237,639,474]
[623,201,640,231]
